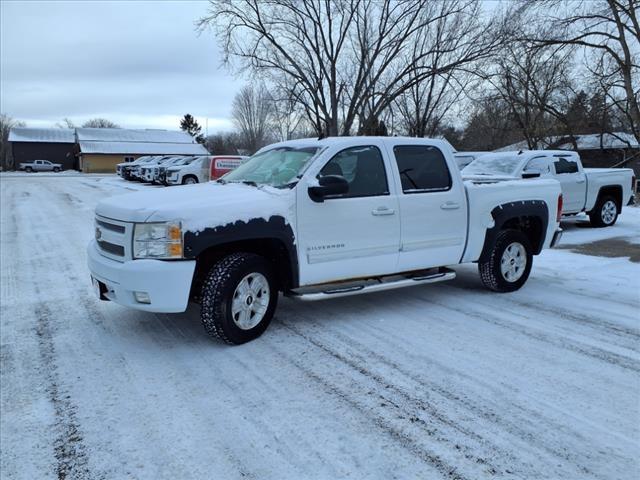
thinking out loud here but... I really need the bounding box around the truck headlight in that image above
[133,222,183,259]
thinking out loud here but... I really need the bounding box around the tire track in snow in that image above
[16,182,103,480]
[419,293,640,373]
[450,282,640,340]
[271,319,511,479]
[289,311,614,478]
[34,301,101,480]
[278,315,607,479]
[270,341,471,480]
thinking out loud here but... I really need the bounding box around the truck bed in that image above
[461,178,561,263]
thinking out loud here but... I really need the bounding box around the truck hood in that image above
[95,182,294,232]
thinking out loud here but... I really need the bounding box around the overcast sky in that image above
[1,0,237,132]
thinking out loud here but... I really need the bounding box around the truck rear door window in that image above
[393,145,451,193]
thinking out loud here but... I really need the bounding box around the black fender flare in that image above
[183,215,299,288]
[479,200,549,262]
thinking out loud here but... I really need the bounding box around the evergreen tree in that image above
[180,114,204,143]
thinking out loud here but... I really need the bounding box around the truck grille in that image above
[97,240,125,256]
[94,215,133,261]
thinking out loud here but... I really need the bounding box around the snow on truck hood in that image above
[95,183,294,232]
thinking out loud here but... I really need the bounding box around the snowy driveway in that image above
[1,175,639,480]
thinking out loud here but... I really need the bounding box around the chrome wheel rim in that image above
[231,273,270,330]
[601,200,617,224]
[500,242,527,282]
[185,178,196,184]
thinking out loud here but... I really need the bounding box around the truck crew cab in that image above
[88,137,563,344]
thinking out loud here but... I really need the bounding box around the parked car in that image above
[462,150,636,227]
[122,156,158,181]
[157,156,189,185]
[139,156,176,183]
[19,160,62,172]
[115,158,137,177]
[89,136,563,344]
[163,156,207,185]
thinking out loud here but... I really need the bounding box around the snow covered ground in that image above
[1,175,638,480]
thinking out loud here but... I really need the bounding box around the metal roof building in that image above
[8,128,77,170]
[75,128,209,173]
[8,127,209,173]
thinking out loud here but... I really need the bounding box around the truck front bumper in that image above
[165,174,180,185]
[550,228,563,248]
[87,240,196,313]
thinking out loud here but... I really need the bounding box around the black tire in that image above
[479,229,533,293]
[200,252,278,345]
[25,167,33,173]
[182,175,198,185]
[53,167,60,172]
[588,194,618,227]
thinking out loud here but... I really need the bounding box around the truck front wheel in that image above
[588,195,618,227]
[200,252,278,344]
[479,230,533,293]
[182,175,198,185]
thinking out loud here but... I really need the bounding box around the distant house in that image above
[8,128,77,170]
[496,132,640,177]
[8,127,210,173]
[76,128,209,173]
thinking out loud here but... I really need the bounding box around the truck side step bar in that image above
[290,267,456,301]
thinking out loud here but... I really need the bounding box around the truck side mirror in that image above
[522,172,541,179]
[308,175,349,203]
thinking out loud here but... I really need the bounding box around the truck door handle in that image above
[372,206,395,216]
[440,201,460,210]
[576,178,585,183]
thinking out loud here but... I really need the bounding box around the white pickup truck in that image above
[88,137,563,344]
[462,150,636,227]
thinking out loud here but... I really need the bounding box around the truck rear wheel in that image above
[200,252,278,344]
[25,166,33,173]
[588,195,618,227]
[479,229,533,293]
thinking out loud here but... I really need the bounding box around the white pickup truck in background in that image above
[89,137,563,344]
[19,159,63,172]
[462,150,636,227]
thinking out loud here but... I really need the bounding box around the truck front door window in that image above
[319,145,388,198]
[523,157,551,175]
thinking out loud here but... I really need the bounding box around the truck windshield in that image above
[462,155,520,176]
[222,146,321,188]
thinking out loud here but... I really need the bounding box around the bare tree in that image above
[232,84,274,153]
[485,36,575,149]
[205,132,242,155]
[0,114,26,170]
[81,118,120,128]
[526,0,640,137]
[201,0,503,136]
[55,118,76,129]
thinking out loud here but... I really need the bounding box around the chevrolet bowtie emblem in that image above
[95,227,102,240]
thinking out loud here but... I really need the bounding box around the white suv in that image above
[165,156,211,185]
